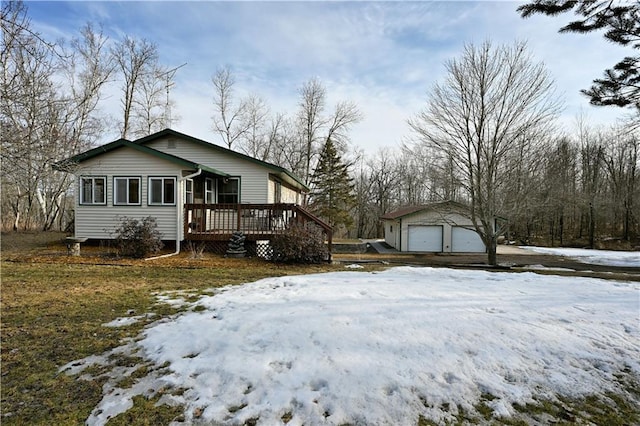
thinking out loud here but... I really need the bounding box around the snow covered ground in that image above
[521,246,640,268]
[62,267,640,425]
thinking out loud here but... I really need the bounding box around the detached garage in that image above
[381,201,486,253]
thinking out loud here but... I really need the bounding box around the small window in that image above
[390,225,393,233]
[113,177,140,205]
[80,176,106,205]
[185,180,194,204]
[149,177,176,205]
[205,178,214,204]
[274,181,282,203]
[217,178,239,204]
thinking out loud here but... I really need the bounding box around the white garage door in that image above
[407,225,443,252]
[451,226,486,253]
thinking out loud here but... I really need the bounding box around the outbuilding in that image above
[380,201,486,253]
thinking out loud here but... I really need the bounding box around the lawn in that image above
[1,232,639,425]
[1,232,337,425]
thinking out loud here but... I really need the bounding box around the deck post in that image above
[201,203,206,231]
[237,204,242,231]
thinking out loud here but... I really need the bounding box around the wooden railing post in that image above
[184,204,189,236]
[237,203,242,231]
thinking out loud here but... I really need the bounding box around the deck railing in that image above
[184,203,332,250]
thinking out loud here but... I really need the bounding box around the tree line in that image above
[1,1,178,231]
[352,117,638,245]
[1,1,363,232]
[2,0,638,257]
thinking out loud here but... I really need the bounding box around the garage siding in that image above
[397,209,485,253]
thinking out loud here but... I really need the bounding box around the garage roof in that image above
[380,201,468,220]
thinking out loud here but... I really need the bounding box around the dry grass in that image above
[1,232,338,425]
[1,232,638,425]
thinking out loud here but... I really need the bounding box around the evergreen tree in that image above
[309,138,356,232]
[518,1,640,110]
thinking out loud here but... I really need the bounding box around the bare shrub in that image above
[270,222,328,264]
[113,216,163,258]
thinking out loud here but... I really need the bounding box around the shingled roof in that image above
[380,201,468,220]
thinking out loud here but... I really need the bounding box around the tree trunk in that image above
[588,202,596,248]
[487,237,498,266]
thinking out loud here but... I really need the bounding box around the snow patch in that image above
[521,246,640,268]
[102,313,155,328]
[520,264,575,272]
[69,267,639,425]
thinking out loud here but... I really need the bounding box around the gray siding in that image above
[268,176,301,204]
[384,220,401,249]
[74,147,184,240]
[146,136,271,203]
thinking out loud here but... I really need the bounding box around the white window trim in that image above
[113,176,141,206]
[205,178,214,204]
[185,179,194,204]
[217,177,240,204]
[79,176,106,205]
[148,177,177,206]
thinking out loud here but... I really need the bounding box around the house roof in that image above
[134,129,309,192]
[380,201,470,220]
[53,138,229,177]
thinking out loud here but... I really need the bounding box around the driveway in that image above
[336,240,640,281]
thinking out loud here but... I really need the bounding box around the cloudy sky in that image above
[26,1,632,154]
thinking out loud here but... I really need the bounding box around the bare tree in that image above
[268,113,308,177]
[112,36,158,138]
[603,125,638,241]
[67,23,114,141]
[408,40,561,265]
[325,100,362,151]
[237,94,270,159]
[297,77,327,184]
[1,2,111,230]
[131,64,172,137]
[539,137,578,246]
[366,148,402,236]
[211,65,249,148]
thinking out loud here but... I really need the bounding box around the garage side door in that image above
[407,225,443,252]
[451,226,486,253]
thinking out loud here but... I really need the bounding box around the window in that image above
[205,178,214,204]
[80,177,106,205]
[113,177,140,205]
[217,178,239,204]
[149,177,176,205]
[274,181,282,203]
[185,180,194,204]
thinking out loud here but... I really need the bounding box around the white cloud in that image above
[25,1,634,152]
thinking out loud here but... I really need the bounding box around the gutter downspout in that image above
[146,168,202,261]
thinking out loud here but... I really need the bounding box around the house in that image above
[380,201,486,253]
[54,129,332,256]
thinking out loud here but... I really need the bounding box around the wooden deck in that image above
[184,203,332,250]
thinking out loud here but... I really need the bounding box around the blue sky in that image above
[26,1,632,153]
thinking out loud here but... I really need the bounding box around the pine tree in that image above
[309,138,356,232]
[518,1,640,110]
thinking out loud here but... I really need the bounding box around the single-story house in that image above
[54,129,331,255]
[380,201,486,253]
